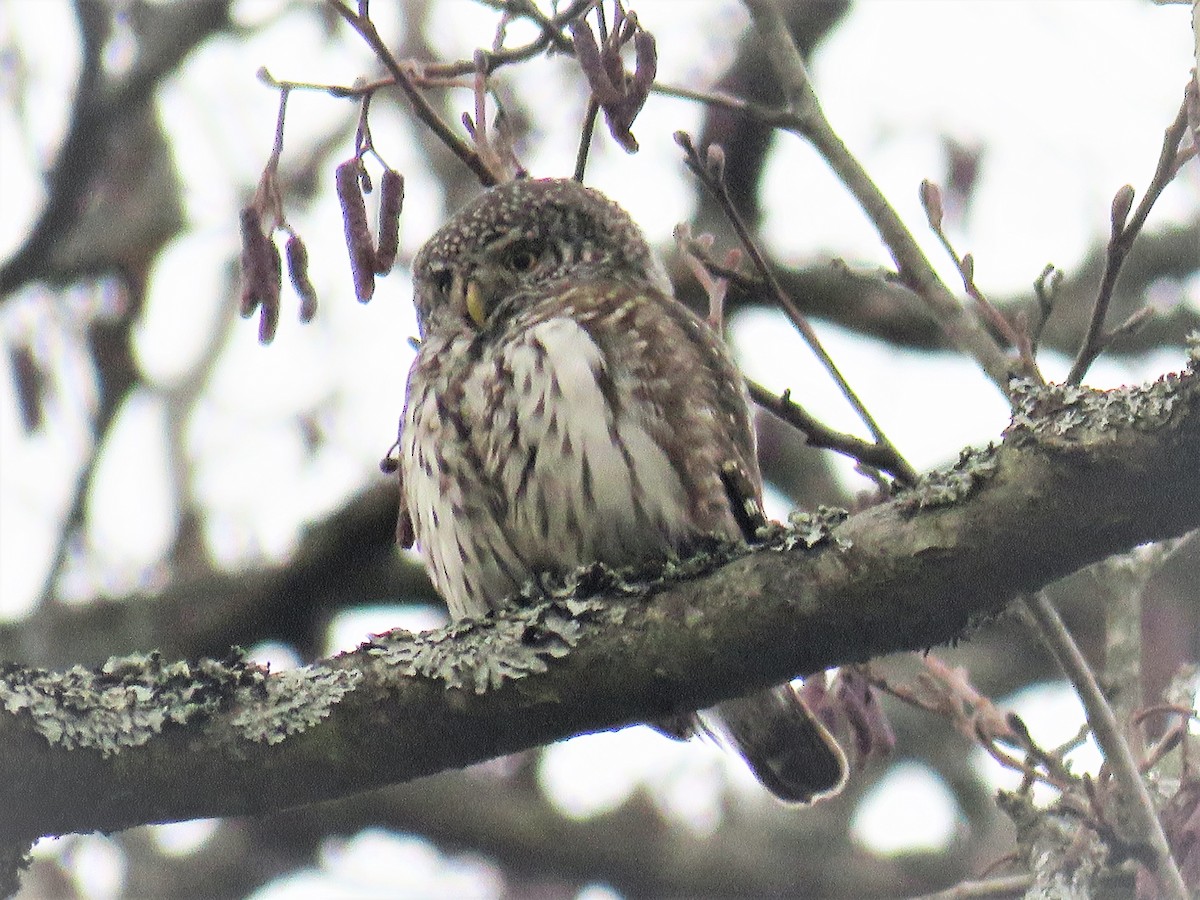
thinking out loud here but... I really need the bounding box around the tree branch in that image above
[2,367,1197,845]
[0,483,431,668]
[0,0,230,297]
[666,219,1200,362]
[1023,591,1187,899]
[740,0,1022,391]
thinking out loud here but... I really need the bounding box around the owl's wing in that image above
[395,467,415,549]
[719,459,768,542]
[580,282,764,544]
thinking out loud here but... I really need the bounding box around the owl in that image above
[399,177,845,803]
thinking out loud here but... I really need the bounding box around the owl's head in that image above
[411,178,669,337]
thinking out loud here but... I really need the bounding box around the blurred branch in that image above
[741,0,1021,391]
[30,104,182,609]
[93,757,986,899]
[2,484,434,668]
[0,0,231,297]
[667,219,1200,360]
[0,2,233,609]
[239,761,979,898]
[1022,591,1187,899]
[3,368,1198,844]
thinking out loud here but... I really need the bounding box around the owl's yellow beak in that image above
[466,279,487,328]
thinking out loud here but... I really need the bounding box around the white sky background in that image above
[2,0,1198,897]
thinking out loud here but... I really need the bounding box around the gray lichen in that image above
[364,562,651,692]
[1007,375,1185,441]
[0,651,257,755]
[365,595,618,693]
[753,505,852,551]
[0,650,361,754]
[779,506,852,550]
[228,665,361,745]
[898,445,1001,511]
[364,523,856,693]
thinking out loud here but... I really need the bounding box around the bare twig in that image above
[1030,262,1062,348]
[910,872,1033,899]
[1067,96,1193,385]
[740,0,1020,392]
[676,132,918,486]
[1135,704,1198,774]
[1021,592,1187,900]
[919,180,1044,385]
[428,0,593,77]
[673,224,740,329]
[652,79,797,127]
[459,50,525,182]
[1140,722,1186,773]
[573,96,600,182]
[749,382,915,483]
[868,658,1079,793]
[274,0,593,100]
[326,0,498,185]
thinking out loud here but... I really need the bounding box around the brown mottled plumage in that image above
[399,178,846,803]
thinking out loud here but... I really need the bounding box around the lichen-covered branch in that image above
[2,363,1198,845]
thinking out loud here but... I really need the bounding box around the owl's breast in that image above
[403,313,703,617]
[469,315,692,573]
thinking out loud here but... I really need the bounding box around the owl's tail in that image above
[706,684,847,804]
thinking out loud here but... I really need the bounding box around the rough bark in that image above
[2,367,1197,846]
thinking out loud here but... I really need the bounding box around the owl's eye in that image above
[502,242,544,274]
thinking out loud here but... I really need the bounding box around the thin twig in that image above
[919,179,1044,384]
[265,82,288,172]
[740,0,1019,393]
[574,96,599,182]
[673,225,740,329]
[674,226,914,479]
[1066,97,1192,385]
[676,133,918,486]
[326,0,498,186]
[1021,591,1187,900]
[1141,723,1185,773]
[1004,714,1081,788]
[748,382,916,484]
[867,662,1075,793]
[436,0,592,76]
[652,80,797,127]
[975,732,1076,794]
[909,872,1032,899]
[279,0,594,102]
[1030,263,1061,348]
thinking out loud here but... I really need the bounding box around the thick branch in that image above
[0,484,431,667]
[2,369,1197,843]
[0,0,230,296]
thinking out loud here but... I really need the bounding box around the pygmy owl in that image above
[399,177,845,803]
